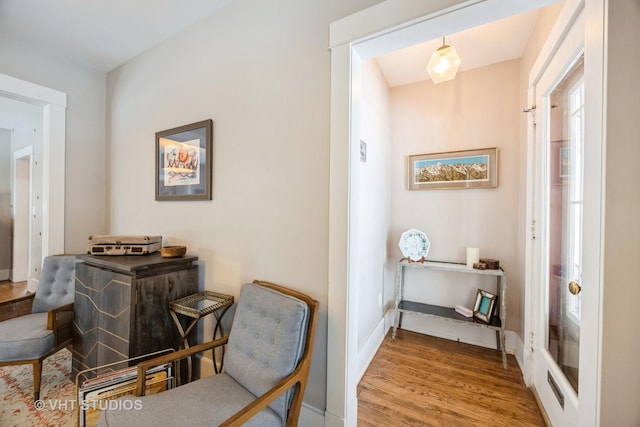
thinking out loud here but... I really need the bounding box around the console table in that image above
[393,258,507,369]
[71,253,199,380]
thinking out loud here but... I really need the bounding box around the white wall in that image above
[600,0,640,424]
[0,37,107,255]
[105,0,383,413]
[351,57,392,377]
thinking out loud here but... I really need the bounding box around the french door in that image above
[526,0,596,425]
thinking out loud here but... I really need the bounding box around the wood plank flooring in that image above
[0,280,28,302]
[358,329,545,426]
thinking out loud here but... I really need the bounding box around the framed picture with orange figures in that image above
[156,119,212,200]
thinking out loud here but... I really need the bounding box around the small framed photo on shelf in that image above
[473,289,496,324]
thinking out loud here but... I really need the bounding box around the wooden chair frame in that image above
[0,293,75,400]
[132,280,318,427]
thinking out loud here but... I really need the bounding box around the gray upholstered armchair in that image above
[0,255,76,400]
[99,280,319,427]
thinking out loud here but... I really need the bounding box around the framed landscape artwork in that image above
[156,119,213,201]
[407,147,498,190]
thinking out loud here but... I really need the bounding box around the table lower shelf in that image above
[393,300,507,370]
[397,300,502,328]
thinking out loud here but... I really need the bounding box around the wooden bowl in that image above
[160,245,187,258]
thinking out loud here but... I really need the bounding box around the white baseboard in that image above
[299,403,325,427]
[323,409,344,427]
[512,331,531,386]
[27,277,38,293]
[398,313,521,353]
[356,313,389,382]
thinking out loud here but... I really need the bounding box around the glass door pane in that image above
[547,57,584,394]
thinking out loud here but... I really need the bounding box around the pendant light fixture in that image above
[426,36,461,84]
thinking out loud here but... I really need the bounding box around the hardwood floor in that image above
[358,329,546,426]
[0,280,28,302]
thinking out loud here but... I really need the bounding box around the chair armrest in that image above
[135,336,229,396]
[47,303,74,347]
[220,363,307,427]
[0,293,34,322]
[46,302,74,330]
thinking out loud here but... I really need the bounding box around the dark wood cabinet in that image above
[71,253,199,380]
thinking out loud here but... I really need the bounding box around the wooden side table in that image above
[169,291,234,382]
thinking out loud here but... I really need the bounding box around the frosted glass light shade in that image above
[426,44,461,84]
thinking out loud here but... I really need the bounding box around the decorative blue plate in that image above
[398,229,430,261]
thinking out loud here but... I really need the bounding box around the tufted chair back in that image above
[31,255,77,313]
[223,282,310,424]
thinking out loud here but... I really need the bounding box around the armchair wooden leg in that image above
[33,360,42,401]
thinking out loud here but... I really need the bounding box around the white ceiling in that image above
[0,0,233,72]
[0,1,540,82]
[375,8,542,87]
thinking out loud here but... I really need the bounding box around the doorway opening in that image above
[0,73,67,292]
[11,147,33,283]
[328,1,591,426]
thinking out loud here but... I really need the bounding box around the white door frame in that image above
[0,73,67,286]
[328,1,569,426]
[11,147,33,282]
[523,0,604,425]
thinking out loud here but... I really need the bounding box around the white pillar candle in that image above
[466,248,480,268]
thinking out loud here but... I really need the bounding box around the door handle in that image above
[568,281,581,295]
